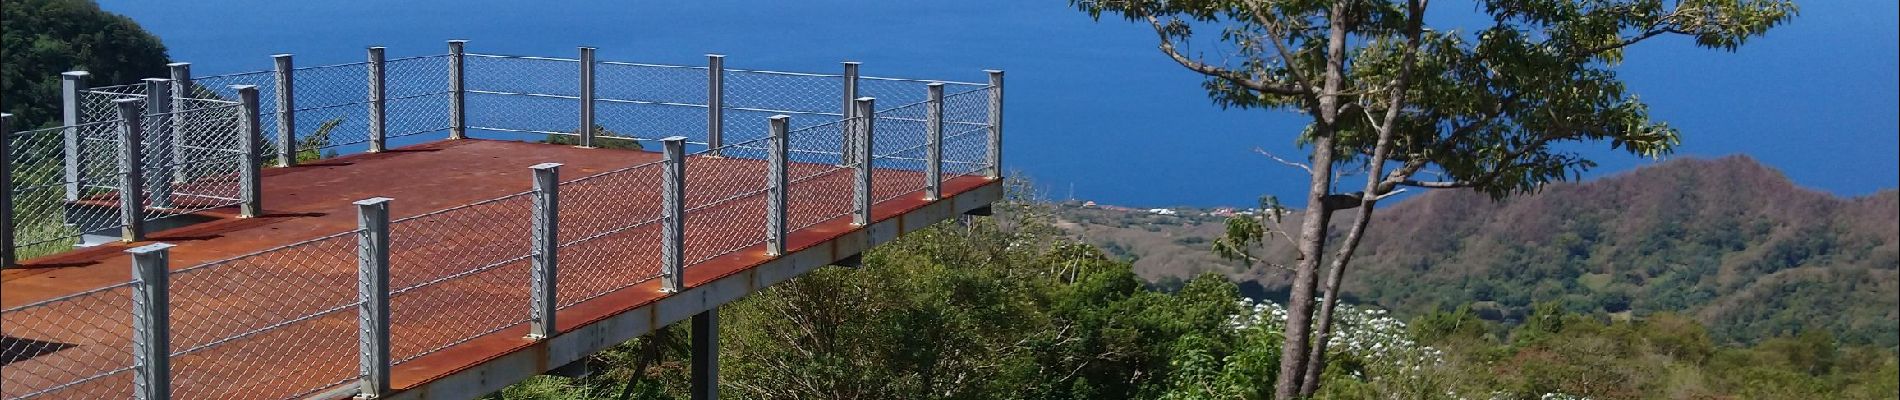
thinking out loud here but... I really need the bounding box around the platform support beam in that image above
[115,99,146,242]
[986,70,1004,179]
[925,83,944,200]
[448,40,468,140]
[660,136,686,292]
[273,54,296,167]
[691,309,719,400]
[169,63,192,183]
[234,86,264,218]
[61,71,89,201]
[129,242,175,400]
[356,197,393,398]
[1,113,14,267]
[852,97,874,226]
[706,54,725,157]
[840,62,860,166]
[367,47,387,153]
[530,163,562,339]
[144,78,175,210]
[765,115,789,255]
[578,47,597,148]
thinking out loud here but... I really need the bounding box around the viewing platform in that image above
[1,42,1004,400]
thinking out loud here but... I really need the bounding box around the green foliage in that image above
[1,0,171,129]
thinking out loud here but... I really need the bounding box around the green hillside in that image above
[1056,155,1900,346]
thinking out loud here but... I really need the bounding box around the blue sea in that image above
[99,0,1899,207]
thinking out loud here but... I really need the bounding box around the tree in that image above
[1,0,171,129]
[1068,0,1795,397]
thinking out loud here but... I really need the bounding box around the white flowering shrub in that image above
[1224,298,1589,400]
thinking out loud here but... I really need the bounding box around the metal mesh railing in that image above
[387,192,535,364]
[164,233,360,400]
[4,46,998,400]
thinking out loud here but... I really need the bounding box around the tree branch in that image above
[1145,15,1306,96]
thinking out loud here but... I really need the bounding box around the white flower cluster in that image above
[1228,297,1442,371]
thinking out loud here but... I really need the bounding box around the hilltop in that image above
[1054,155,1899,346]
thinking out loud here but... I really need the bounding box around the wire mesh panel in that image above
[191,71,281,159]
[723,70,843,117]
[165,233,360,400]
[387,192,534,364]
[868,102,932,203]
[939,87,993,178]
[290,62,372,154]
[0,284,138,400]
[145,102,247,219]
[554,161,665,308]
[681,137,771,265]
[779,119,857,232]
[385,56,452,141]
[79,84,146,125]
[596,61,706,106]
[8,124,113,258]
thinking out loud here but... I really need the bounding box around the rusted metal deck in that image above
[1,138,1001,399]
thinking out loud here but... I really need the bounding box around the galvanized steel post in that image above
[367,47,387,153]
[448,40,468,140]
[355,197,393,397]
[530,163,562,339]
[765,115,789,255]
[925,83,944,200]
[660,136,686,292]
[985,70,1004,179]
[852,97,874,226]
[840,62,860,166]
[116,99,146,242]
[60,71,88,201]
[129,242,175,400]
[169,63,192,183]
[143,78,175,210]
[273,54,296,167]
[691,309,719,400]
[1,113,14,267]
[234,86,264,218]
[578,47,597,148]
[706,54,725,157]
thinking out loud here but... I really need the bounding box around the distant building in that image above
[1082,201,1097,208]
[1147,208,1178,216]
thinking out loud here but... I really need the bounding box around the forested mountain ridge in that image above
[1056,155,1899,346]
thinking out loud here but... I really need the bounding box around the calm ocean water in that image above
[100,0,1898,207]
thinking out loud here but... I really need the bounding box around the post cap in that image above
[926,82,945,87]
[368,46,386,50]
[62,71,91,78]
[229,84,258,91]
[273,53,294,58]
[769,114,791,121]
[855,96,876,102]
[660,136,688,142]
[168,62,191,68]
[984,69,1004,74]
[142,77,171,83]
[707,53,725,58]
[112,98,142,106]
[447,39,469,43]
[126,242,177,255]
[531,162,564,170]
[353,197,394,206]
[842,61,860,65]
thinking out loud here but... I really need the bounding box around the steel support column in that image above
[530,163,562,339]
[852,97,875,226]
[273,54,296,167]
[115,99,146,242]
[356,197,393,397]
[129,242,176,400]
[234,86,264,217]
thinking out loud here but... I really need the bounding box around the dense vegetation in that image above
[497,194,1896,399]
[1059,156,1899,348]
[1,0,171,129]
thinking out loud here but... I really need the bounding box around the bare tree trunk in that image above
[1274,3,1351,397]
[1294,2,1425,395]
[1298,203,1373,395]
[1273,141,1336,400]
